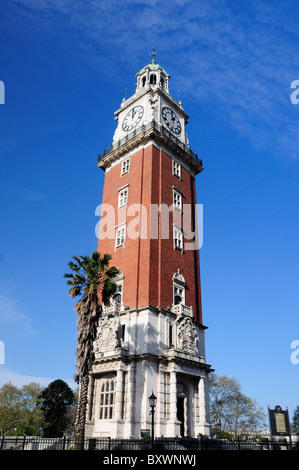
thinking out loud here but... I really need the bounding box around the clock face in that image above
[122,106,144,132]
[162,107,181,135]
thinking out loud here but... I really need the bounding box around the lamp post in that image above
[149,392,157,449]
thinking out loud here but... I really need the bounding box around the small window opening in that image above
[150,74,157,85]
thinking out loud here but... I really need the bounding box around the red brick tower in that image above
[87,50,212,439]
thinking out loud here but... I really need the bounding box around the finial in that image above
[151,46,156,64]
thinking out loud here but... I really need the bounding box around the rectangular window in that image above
[121,158,130,175]
[173,226,183,250]
[116,225,126,247]
[169,324,173,346]
[99,378,115,420]
[118,324,125,344]
[173,189,182,211]
[114,284,123,303]
[173,160,181,178]
[118,188,128,208]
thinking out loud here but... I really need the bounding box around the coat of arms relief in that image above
[94,314,120,356]
[176,316,199,355]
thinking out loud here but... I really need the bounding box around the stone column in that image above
[197,375,211,436]
[114,369,124,420]
[198,376,206,424]
[165,77,169,93]
[169,370,177,421]
[126,362,136,437]
[166,365,180,437]
[156,364,165,436]
[157,69,161,87]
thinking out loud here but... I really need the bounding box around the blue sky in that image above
[0,0,298,424]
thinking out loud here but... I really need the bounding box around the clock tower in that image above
[86,49,212,439]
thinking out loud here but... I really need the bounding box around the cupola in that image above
[135,46,170,93]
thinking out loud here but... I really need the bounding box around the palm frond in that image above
[65,251,120,380]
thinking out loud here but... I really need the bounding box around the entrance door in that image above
[177,396,185,437]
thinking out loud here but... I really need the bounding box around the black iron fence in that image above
[1,435,298,451]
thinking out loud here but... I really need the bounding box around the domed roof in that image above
[136,47,170,78]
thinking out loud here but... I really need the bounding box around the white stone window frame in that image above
[118,186,129,209]
[173,281,185,306]
[173,270,186,306]
[98,375,116,420]
[173,187,183,211]
[172,159,181,179]
[114,284,123,304]
[113,271,124,304]
[118,323,126,346]
[173,225,184,251]
[115,223,126,248]
[121,158,130,176]
[168,321,174,348]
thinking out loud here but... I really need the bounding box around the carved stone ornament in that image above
[94,314,120,356]
[176,316,199,355]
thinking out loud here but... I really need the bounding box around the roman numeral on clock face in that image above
[122,106,144,131]
[162,106,181,135]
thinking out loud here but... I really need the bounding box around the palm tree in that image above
[64,251,119,449]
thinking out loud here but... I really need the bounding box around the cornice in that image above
[98,121,203,175]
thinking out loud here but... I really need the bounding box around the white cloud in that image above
[0,366,74,389]
[5,0,299,160]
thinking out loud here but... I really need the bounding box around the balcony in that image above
[102,300,122,315]
[97,120,203,175]
[171,303,193,317]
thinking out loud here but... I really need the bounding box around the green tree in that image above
[64,251,119,449]
[0,382,22,436]
[292,405,299,434]
[209,373,265,438]
[0,382,43,436]
[39,379,74,437]
[64,387,79,436]
[16,382,44,435]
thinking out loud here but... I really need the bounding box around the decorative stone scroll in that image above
[176,315,199,355]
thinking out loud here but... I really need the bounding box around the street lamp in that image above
[149,392,157,448]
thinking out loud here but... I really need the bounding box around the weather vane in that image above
[151,46,156,64]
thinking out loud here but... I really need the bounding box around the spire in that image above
[151,46,156,64]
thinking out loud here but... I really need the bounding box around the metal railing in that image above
[1,435,298,451]
[98,121,202,166]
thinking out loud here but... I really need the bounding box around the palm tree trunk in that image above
[74,374,89,450]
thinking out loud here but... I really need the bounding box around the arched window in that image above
[142,76,146,87]
[173,270,186,305]
[99,376,116,420]
[150,74,157,85]
[114,292,121,303]
[174,286,184,305]
[113,271,124,304]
